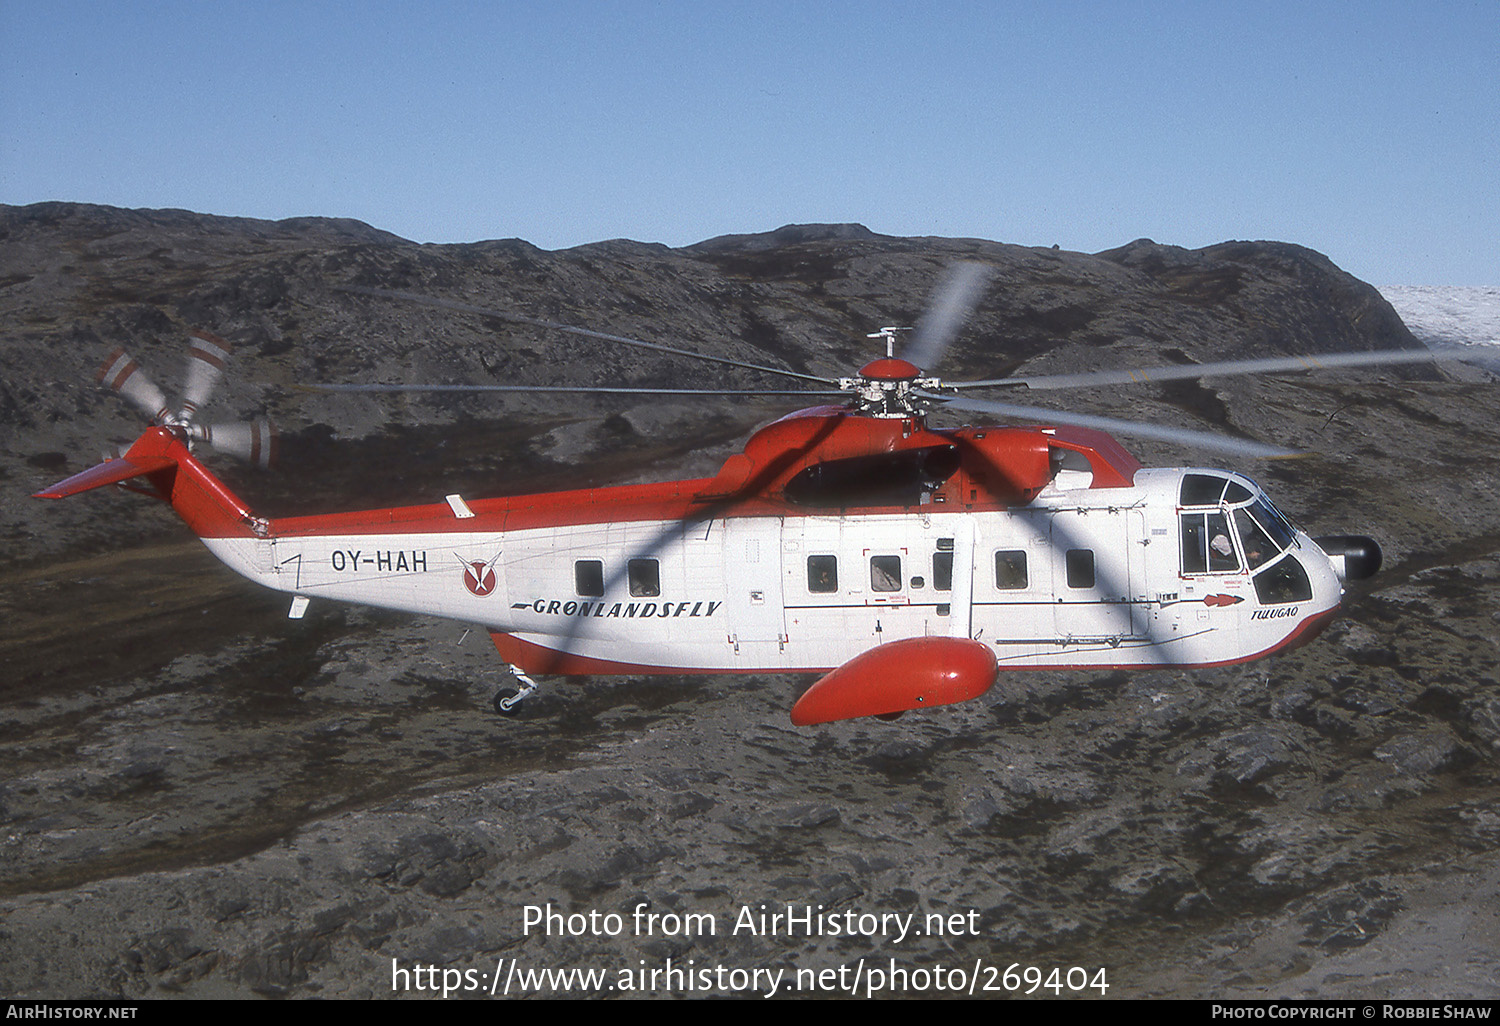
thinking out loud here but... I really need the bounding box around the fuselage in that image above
[203,463,1343,676]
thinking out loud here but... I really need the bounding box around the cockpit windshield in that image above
[1243,496,1295,552]
[1233,507,1279,570]
[1179,473,1298,576]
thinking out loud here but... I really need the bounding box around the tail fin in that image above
[34,426,263,539]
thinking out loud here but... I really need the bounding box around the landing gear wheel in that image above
[492,664,540,717]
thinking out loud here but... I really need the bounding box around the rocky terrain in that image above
[1,202,1497,999]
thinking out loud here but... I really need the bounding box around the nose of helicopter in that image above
[1313,535,1383,581]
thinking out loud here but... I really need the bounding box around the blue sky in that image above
[3,1,1496,283]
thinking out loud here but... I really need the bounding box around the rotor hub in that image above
[841,359,943,419]
[858,357,922,381]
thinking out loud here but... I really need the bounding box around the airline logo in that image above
[460,552,502,597]
[515,598,723,619]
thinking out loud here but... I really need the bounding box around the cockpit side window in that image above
[1182,514,1208,574]
[1206,511,1239,571]
[1181,511,1241,574]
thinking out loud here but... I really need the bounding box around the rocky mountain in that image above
[1,203,1497,999]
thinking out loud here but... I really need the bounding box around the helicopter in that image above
[35,265,1452,726]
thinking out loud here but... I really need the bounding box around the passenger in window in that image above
[1208,517,1238,572]
[995,551,1028,590]
[808,556,837,593]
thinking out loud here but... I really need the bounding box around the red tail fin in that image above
[34,426,262,539]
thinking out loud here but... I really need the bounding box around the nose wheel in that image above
[493,665,540,716]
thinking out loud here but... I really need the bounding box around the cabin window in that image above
[1254,555,1313,605]
[1181,512,1240,574]
[628,558,660,597]
[807,555,838,593]
[574,559,604,597]
[870,555,902,592]
[1065,549,1095,589]
[932,552,953,592]
[994,550,1028,590]
[784,445,961,508]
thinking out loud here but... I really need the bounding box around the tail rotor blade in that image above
[179,330,232,423]
[903,262,991,373]
[193,419,278,469]
[97,348,172,424]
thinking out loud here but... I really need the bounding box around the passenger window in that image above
[807,555,838,593]
[628,558,660,597]
[1065,549,1095,589]
[574,559,604,597]
[933,538,955,591]
[932,552,953,591]
[994,550,1028,590]
[870,555,902,592]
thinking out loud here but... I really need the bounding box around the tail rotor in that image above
[97,332,276,469]
[186,418,278,470]
[178,330,232,424]
[97,348,173,424]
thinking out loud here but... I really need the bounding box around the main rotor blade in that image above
[338,286,838,388]
[903,262,991,373]
[948,347,1472,391]
[922,391,1300,459]
[304,383,847,397]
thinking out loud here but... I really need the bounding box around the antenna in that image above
[866,326,911,357]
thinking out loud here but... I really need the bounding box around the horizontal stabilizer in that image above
[33,453,177,499]
[790,636,999,725]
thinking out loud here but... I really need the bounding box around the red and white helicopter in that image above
[37,265,1445,725]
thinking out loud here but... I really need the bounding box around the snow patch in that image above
[1379,285,1500,349]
